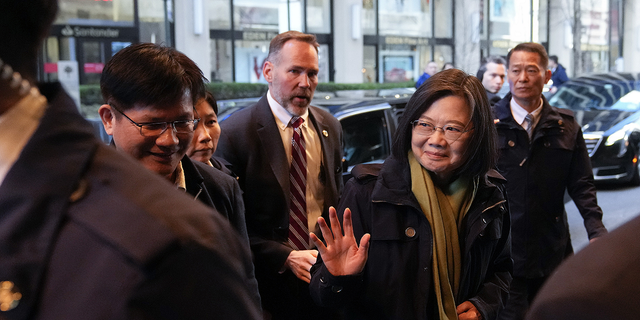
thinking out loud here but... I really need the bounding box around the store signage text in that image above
[242,31,279,41]
[384,36,428,46]
[61,25,120,38]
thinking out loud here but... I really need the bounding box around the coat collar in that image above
[494,93,566,133]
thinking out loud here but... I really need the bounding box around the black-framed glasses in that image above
[110,104,199,137]
[411,120,474,142]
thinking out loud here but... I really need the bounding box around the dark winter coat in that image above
[493,93,607,278]
[310,156,512,320]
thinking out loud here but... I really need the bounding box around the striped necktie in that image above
[525,113,534,139]
[288,116,309,250]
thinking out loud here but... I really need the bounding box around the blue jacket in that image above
[551,64,569,88]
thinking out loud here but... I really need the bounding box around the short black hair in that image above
[204,91,218,115]
[392,68,498,179]
[507,42,549,69]
[549,55,559,64]
[0,0,58,79]
[100,43,206,111]
[476,55,507,81]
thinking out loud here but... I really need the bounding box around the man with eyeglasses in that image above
[0,1,260,318]
[98,43,260,306]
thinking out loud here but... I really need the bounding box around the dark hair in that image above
[266,31,319,64]
[204,90,218,115]
[0,0,58,79]
[476,55,507,81]
[442,62,454,71]
[392,68,498,179]
[506,42,548,69]
[549,55,559,64]
[100,43,206,111]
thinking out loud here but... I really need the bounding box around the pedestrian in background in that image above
[416,61,438,88]
[548,55,569,93]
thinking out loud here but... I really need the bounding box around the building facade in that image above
[40,0,640,87]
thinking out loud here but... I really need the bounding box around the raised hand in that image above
[310,206,371,276]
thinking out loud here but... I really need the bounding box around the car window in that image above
[341,109,390,169]
[549,75,639,111]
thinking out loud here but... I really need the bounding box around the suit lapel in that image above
[254,97,290,197]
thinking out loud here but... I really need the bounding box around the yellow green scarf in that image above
[408,151,477,320]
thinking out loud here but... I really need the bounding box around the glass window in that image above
[434,0,452,38]
[139,0,167,44]
[341,110,390,169]
[379,0,431,37]
[55,0,135,27]
[362,0,377,36]
[234,39,270,83]
[579,0,609,73]
[209,0,232,29]
[318,44,329,83]
[363,45,377,83]
[306,0,331,34]
[489,0,531,55]
[417,45,432,80]
[434,45,453,70]
[234,0,294,32]
[211,39,234,82]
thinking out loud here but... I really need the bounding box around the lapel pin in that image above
[322,130,328,137]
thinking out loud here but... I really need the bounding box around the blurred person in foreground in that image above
[215,31,343,319]
[526,213,640,320]
[477,56,507,106]
[186,90,235,176]
[0,1,261,319]
[310,68,512,320]
[494,43,606,320]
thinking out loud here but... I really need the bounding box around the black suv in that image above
[548,72,640,185]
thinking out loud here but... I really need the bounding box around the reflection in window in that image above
[307,0,331,34]
[379,0,431,37]
[233,0,302,32]
[55,0,135,27]
[234,40,270,83]
[362,0,377,35]
[209,0,231,29]
[139,0,166,44]
[211,39,233,82]
[341,110,390,169]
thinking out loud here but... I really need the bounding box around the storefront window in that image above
[362,0,377,36]
[139,0,167,44]
[210,0,232,29]
[55,0,135,27]
[234,39,270,83]
[363,45,377,83]
[211,39,233,82]
[580,0,609,73]
[489,0,532,56]
[380,41,428,83]
[379,0,431,37]
[434,0,452,38]
[306,0,331,34]
[233,0,301,32]
[434,45,453,69]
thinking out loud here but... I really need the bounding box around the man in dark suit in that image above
[216,31,343,319]
[494,43,607,320]
[0,1,261,319]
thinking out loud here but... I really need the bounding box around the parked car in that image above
[548,72,640,185]
[218,94,411,182]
